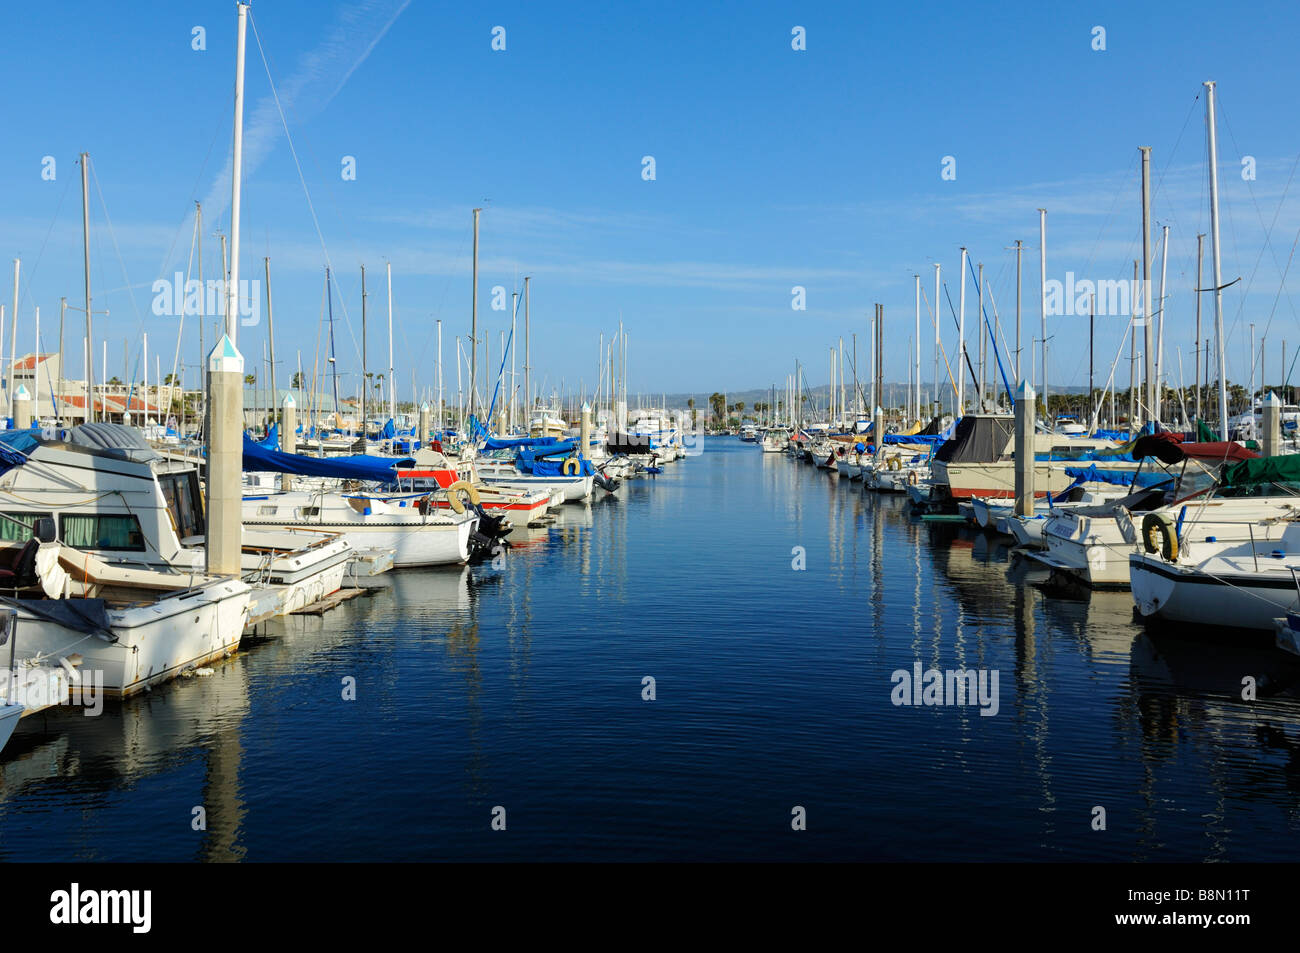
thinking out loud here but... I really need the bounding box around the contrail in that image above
[202,0,411,220]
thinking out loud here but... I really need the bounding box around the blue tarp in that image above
[381,418,396,440]
[242,434,413,482]
[1062,464,1174,489]
[0,429,40,468]
[529,456,596,477]
[517,442,578,468]
[257,424,279,448]
[883,433,944,445]
[485,435,561,451]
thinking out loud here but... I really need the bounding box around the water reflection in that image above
[3,440,1300,860]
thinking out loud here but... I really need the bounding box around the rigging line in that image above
[1217,92,1300,346]
[1082,151,1141,277]
[88,159,144,328]
[964,254,1012,404]
[1150,90,1202,209]
[941,281,978,391]
[15,164,74,315]
[152,119,224,287]
[1257,223,1300,377]
[247,10,362,362]
[919,290,961,405]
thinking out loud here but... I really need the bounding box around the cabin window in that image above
[0,512,51,543]
[158,471,205,540]
[258,505,278,516]
[60,514,146,552]
[299,506,320,518]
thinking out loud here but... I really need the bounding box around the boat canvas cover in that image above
[0,596,113,638]
[1063,464,1174,489]
[1219,453,1300,489]
[1130,432,1259,465]
[0,430,40,468]
[242,434,413,483]
[933,416,1013,464]
[65,422,162,464]
[882,433,943,446]
[485,435,561,451]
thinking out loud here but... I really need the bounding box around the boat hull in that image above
[1130,553,1300,631]
[11,578,251,698]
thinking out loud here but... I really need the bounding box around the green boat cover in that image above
[1220,453,1300,488]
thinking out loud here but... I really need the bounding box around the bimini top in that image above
[1130,432,1259,465]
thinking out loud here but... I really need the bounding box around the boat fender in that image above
[563,457,581,476]
[447,479,481,507]
[1141,512,1179,562]
[907,470,918,486]
[417,496,432,516]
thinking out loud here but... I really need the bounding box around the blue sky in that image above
[1,0,1298,403]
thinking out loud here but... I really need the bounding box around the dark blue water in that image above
[5,437,1300,861]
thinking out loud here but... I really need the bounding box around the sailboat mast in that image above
[1156,223,1169,423]
[913,274,920,421]
[1205,81,1228,436]
[326,268,339,417]
[1038,210,1048,421]
[957,247,966,415]
[1195,233,1204,422]
[1014,240,1022,383]
[1140,146,1154,423]
[387,262,395,426]
[523,275,531,418]
[265,257,276,426]
[8,258,18,422]
[360,264,367,436]
[470,208,480,419]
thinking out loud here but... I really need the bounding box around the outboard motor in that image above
[472,502,510,541]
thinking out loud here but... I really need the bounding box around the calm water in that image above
[5,437,1300,861]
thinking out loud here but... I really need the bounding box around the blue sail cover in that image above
[1063,464,1173,489]
[257,424,279,448]
[529,456,596,477]
[883,433,943,445]
[381,418,396,439]
[484,435,561,451]
[242,434,412,482]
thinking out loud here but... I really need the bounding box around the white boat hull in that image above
[11,578,251,698]
[1130,553,1300,631]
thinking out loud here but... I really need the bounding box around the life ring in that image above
[562,457,580,476]
[887,457,902,471]
[446,480,480,513]
[907,470,918,486]
[1141,512,1179,561]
